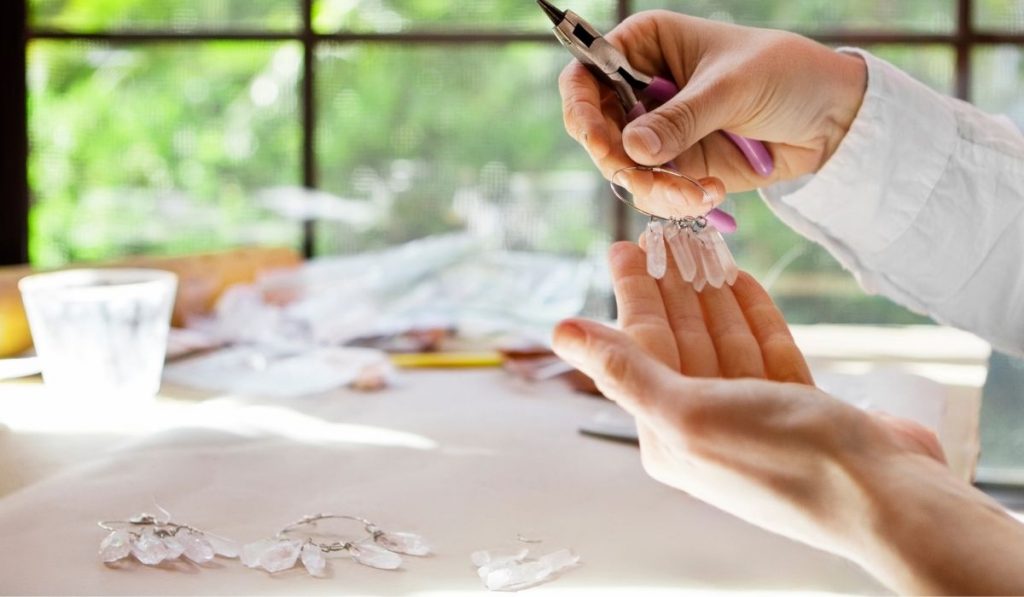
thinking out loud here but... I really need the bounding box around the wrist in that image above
[851,452,1024,594]
[819,51,867,167]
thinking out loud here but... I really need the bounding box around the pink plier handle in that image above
[626,75,775,233]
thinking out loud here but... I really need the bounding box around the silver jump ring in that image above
[610,165,712,221]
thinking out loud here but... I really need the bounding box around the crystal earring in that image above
[241,513,432,577]
[612,166,739,290]
[98,507,240,566]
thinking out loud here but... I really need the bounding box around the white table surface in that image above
[0,369,884,596]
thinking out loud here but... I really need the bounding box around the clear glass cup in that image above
[19,269,177,401]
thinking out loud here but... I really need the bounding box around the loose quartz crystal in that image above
[644,221,667,279]
[473,548,580,592]
[375,531,432,556]
[300,543,327,577]
[351,541,402,570]
[131,529,170,566]
[99,530,133,563]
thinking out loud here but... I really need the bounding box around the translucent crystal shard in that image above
[161,535,186,560]
[483,559,554,591]
[470,548,528,569]
[131,529,169,566]
[208,535,240,559]
[375,531,432,556]
[99,530,132,563]
[180,532,216,564]
[300,543,327,577]
[665,226,698,282]
[688,235,707,291]
[695,232,726,288]
[537,548,580,572]
[708,228,739,285]
[241,539,275,568]
[259,539,302,573]
[351,541,402,570]
[644,221,667,279]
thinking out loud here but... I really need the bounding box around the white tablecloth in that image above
[0,370,882,595]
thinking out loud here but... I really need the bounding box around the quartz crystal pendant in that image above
[300,543,327,577]
[708,228,740,285]
[207,535,240,559]
[696,233,727,288]
[179,532,216,564]
[375,531,432,556]
[258,539,303,573]
[241,539,275,568]
[688,234,708,291]
[643,220,667,279]
[664,225,698,282]
[161,535,187,560]
[99,530,133,563]
[351,541,402,570]
[131,529,170,566]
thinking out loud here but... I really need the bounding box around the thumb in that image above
[553,318,686,422]
[622,74,735,165]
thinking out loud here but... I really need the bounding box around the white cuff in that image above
[762,49,957,257]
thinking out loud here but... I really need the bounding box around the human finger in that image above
[730,272,813,385]
[698,283,766,379]
[608,241,680,370]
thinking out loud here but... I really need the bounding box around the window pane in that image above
[868,44,956,95]
[727,45,952,325]
[29,0,300,32]
[972,45,1024,122]
[313,0,617,33]
[975,0,1024,31]
[28,41,302,267]
[633,0,955,32]
[315,44,608,256]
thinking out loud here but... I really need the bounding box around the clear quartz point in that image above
[300,543,327,577]
[208,535,240,559]
[259,539,302,573]
[180,532,216,564]
[375,531,432,556]
[471,548,528,569]
[161,535,186,560]
[665,225,698,282]
[99,530,133,563]
[241,539,275,568]
[708,227,739,285]
[131,529,169,566]
[695,232,726,288]
[644,221,667,279]
[351,541,402,570]
[482,559,554,591]
[688,234,707,291]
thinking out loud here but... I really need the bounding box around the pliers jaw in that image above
[539,1,652,109]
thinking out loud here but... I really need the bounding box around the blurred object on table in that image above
[19,269,177,401]
[0,247,301,358]
[167,234,596,396]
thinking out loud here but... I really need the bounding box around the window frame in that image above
[3,0,1020,265]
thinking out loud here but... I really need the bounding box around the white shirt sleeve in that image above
[759,48,1024,356]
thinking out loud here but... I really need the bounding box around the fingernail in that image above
[631,126,662,158]
[552,321,587,362]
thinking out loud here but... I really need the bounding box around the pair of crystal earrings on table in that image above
[611,166,739,289]
[98,507,431,577]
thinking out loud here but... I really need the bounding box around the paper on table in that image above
[162,346,392,398]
